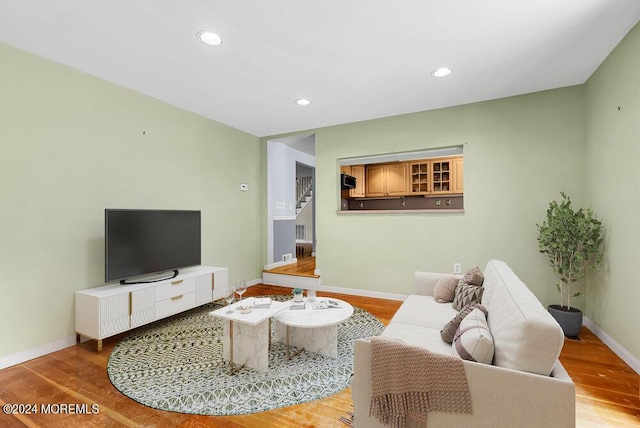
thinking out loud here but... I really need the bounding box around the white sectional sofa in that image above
[352,260,576,427]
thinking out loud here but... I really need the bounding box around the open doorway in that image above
[266,134,316,277]
[295,162,315,258]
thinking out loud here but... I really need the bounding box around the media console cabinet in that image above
[75,266,228,351]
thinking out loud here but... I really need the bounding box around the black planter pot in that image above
[548,304,582,338]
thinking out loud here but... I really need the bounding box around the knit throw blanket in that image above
[369,336,472,427]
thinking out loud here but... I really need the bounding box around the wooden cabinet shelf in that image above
[341,165,365,198]
[407,156,463,196]
[409,161,430,195]
[431,159,452,194]
[452,156,464,194]
[350,165,365,198]
[365,163,409,197]
[342,155,463,206]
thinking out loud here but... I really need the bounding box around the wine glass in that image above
[224,287,235,313]
[235,280,247,303]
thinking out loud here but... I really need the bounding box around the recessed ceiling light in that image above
[432,67,452,78]
[197,31,222,46]
[295,98,311,106]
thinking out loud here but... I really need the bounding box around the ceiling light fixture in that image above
[295,98,311,106]
[197,31,223,46]
[432,67,452,78]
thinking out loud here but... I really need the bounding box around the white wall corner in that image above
[583,317,640,375]
[0,335,77,370]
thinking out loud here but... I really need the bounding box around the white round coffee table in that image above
[272,297,354,359]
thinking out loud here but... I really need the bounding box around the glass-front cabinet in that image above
[431,158,452,194]
[409,161,430,195]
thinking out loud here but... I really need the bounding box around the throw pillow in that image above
[433,275,459,303]
[452,308,495,365]
[452,283,484,311]
[441,303,488,343]
[463,265,484,287]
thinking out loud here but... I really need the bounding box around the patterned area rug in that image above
[107,295,384,415]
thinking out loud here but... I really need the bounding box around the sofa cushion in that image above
[463,265,484,286]
[389,295,459,329]
[481,260,565,376]
[433,275,459,303]
[452,283,484,311]
[452,308,494,364]
[382,322,455,356]
[441,303,488,343]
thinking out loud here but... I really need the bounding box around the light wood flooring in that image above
[0,284,638,427]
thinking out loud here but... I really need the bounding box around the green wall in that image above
[0,42,262,359]
[310,87,586,306]
[584,22,640,360]
[263,86,587,306]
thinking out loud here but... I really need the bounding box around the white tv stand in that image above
[75,266,228,351]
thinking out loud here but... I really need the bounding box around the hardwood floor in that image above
[560,329,640,426]
[263,256,318,278]
[0,284,638,427]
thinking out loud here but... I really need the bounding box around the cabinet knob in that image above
[171,280,183,286]
[171,295,184,301]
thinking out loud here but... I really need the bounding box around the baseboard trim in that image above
[583,317,640,375]
[0,335,76,370]
[319,284,407,302]
[246,278,262,287]
[263,258,298,271]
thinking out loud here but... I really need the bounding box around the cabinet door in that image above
[409,161,430,195]
[365,164,386,197]
[212,268,228,301]
[98,294,130,338]
[430,158,453,194]
[196,273,213,305]
[386,163,409,196]
[349,165,365,198]
[131,287,156,328]
[452,157,464,194]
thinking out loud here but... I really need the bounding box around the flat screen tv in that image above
[105,209,201,284]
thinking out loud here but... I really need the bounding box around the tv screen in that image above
[105,209,201,283]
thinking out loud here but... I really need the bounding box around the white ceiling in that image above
[1,1,639,137]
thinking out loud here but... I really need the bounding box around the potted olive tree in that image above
[536,192,604,337]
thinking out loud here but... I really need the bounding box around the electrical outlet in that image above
[453,263,462,274]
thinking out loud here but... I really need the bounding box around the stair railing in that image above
[296,176,313,207]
